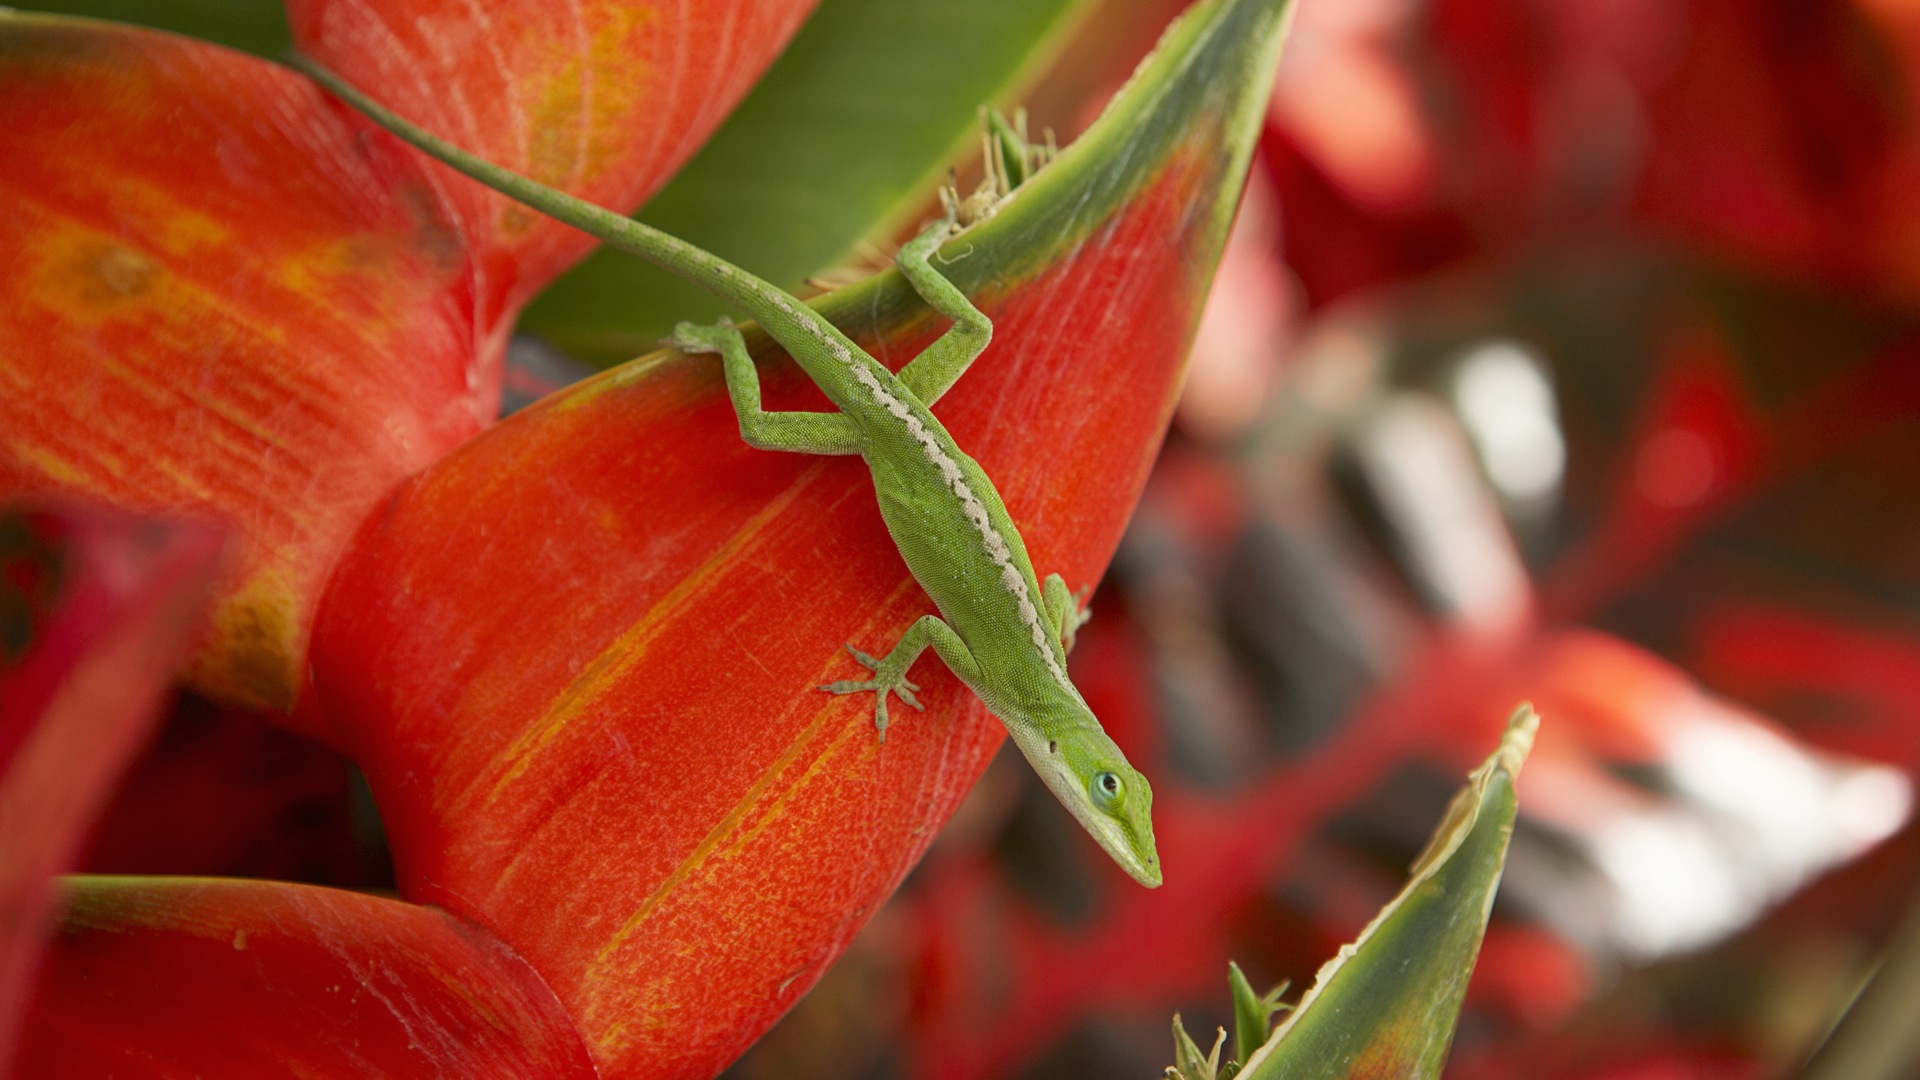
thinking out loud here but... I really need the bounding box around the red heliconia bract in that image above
[14,877,597,1079]
[284,0,821,326]
[0,0,816,716]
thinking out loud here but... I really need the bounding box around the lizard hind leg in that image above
[667,317,863,456]
[819,615,979,742]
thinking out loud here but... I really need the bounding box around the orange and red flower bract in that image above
[0,0,816,716]
[0,23,484,716]
[15,878,597,1079]
[283,0,820,325]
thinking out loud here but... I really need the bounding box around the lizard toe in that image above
[842,643,884,673]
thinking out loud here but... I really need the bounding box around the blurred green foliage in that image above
[516,0,1088,364]
[12,0,287,56]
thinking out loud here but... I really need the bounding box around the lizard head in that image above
[1009,721,1161,888]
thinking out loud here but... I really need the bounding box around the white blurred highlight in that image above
[1527,704,1911,961]
[1353,395,1532,629]
[1451,341,1567,505]
[1591,809,1747,958]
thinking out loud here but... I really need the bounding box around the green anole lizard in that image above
[295,59,1161,888]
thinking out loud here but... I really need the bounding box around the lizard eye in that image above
[1090,770,1123,809]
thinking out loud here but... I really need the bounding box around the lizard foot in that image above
[820,643,923,742]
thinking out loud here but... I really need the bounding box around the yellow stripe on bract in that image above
[579,588,920,1053]
[474,462,828,809]
[544,347,679,415]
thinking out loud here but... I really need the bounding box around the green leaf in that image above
[1169,1015,1231,1080]
[8,0,287,56]
[515,0,1087,365]
[1225,705,1539,1080]
[1231,962,1291,1066]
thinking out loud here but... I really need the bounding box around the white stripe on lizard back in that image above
[766,293,1073,691]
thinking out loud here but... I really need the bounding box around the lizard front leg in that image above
[821,615,982,741]
[669,318,863,455]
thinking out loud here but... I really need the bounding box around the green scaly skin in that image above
[293,57,1161,888]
